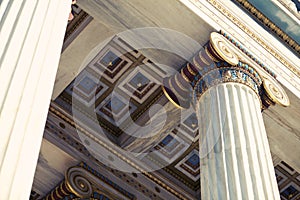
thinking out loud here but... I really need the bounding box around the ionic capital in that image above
[162,32,290,109]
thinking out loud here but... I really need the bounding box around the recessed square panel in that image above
[105,96,126,115]
[66,70,108,107]
[279,161,296,175]
[128,72,150,92]
[183,113,198,131]
[185,154,200,170]
[76,76,97,95]
[118,67,160,104]
[95,94,137,125]
[297,175,300,182]
[152,131,189,164]
[274,167,288,186]
[99,51,122,69]
[155,134,180,152]
[281,183,300,200]
[178,112,199,141]
[114,36,142,59]
[175,149,200,181]
[88,46,133,84]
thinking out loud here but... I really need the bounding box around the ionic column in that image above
[195,71,288,200]
[162,32,290,200]
[0,0,70,199]
[195,34,289,200]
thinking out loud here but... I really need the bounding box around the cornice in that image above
[206,0,300,79]
[220,30,276,78]
[272,0,300,21]
[233,0,300,55]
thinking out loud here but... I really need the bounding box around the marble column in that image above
[193,34,290,200]
[196,80,279,199]
[194,34,289,200]
[0,0,70,199]
[162,32,290,200]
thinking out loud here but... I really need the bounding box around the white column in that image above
[0,0,70,199]
[197,82,280,200]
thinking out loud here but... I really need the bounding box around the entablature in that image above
[180,0,300,98]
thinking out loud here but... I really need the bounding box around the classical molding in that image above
[193,61,262,101]
[48,105,189,200]
[210,32,239,66]
[220,30,276,78]
[233,0,300,54]
[162,32,290,110]
[62,10,93,52]
[206,0,300,78]
[44,163,134,200]
[65,166,93,198]
[275,0,300,18]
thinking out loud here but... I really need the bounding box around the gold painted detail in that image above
[181,69,191,82]
[65,167,93,198]
[206,0,300,78]
[175,73,189,92]
[205,45,220,62]
[167,78,187,102]
[210,32,239,66]
[193,62,262,106]
[44,181,71,200]
[192,57,203,71]
[262,76,290,107]
[187,63,197,76]
[43,162,138,200]
[162,85,184,109]
[234,0,300,54]
[220,30,276,78]
[48,106,189,200]
[199,50,211,65]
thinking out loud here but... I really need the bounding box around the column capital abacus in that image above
[192,32,262,102]
[162,32,290,110]
[206,32,290,109]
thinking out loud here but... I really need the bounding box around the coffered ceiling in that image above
[31,1,300,200]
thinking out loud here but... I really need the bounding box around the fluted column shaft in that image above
[197,82,279,199]
[162,32,289,200]
[0,0,70,199]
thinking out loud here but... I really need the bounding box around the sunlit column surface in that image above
[197,81,280,199]
[0,0,70,199]
[163,32,290,200]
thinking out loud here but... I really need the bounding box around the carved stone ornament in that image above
[66,167,93,198]
[262,77,290,107]
[210,32,239,66]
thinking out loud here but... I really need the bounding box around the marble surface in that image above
[32,140,78,197]
[42,0,300,199]
[198,83,280,200]
[264,86,300,173]
[52,0,215,99]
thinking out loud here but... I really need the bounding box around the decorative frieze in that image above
[193,61,261,101]
[206,0,300,78]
